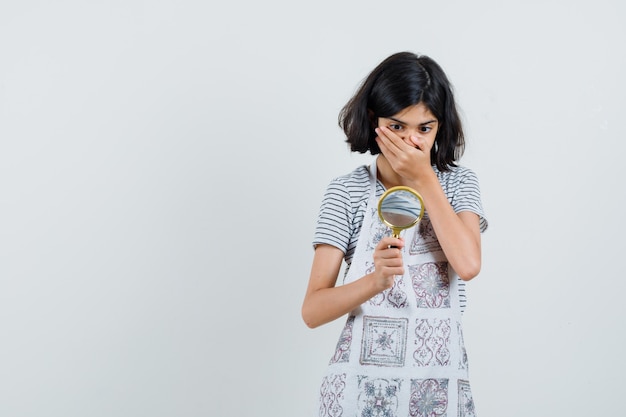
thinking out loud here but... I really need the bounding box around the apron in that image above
[318,157,476,417]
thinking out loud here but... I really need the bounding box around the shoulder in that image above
[434,164,479,182]
[328,164,371,188]
[433,165,481,194]
[324,165,371,204]
[435,164,488,232]
[314,164,373,253]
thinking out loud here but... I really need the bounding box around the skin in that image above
[301,103,482,329]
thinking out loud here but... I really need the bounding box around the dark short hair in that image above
[338,51,465,171]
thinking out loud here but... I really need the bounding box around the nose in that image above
[403,128,421,141]
[402,129,422,148]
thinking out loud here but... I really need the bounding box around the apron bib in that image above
[318,157,476,417]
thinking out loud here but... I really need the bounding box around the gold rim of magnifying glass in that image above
[377,186,425,234]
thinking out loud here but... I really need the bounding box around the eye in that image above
[419,125,433,133]
[388,123,404,131]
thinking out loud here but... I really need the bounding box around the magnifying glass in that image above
[377,186,425,239]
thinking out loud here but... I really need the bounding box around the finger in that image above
[376,254,404,270]
[378,128,420,169]
[378,127,406,151]
[375,135,391,157]
[383,126,420,152]
[376,128,405,156]
[375,129,397,159]
[376,241,404,258]
[377,236,404,249]
[409,135,428,152]
[375,247,401,260]
[380,258,405,272]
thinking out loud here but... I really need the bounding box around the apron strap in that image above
[369,155,379,199]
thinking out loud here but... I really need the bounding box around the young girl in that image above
[302,52,488,417]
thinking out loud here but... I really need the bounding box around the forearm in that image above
[302,273,381,329]
[409,172,481,280]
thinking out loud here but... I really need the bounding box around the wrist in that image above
[406,168,438,193]
[365,271,387,294]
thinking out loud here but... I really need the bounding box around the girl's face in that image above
[377,103,439,149]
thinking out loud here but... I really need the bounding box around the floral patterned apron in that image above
[318,157,476,417]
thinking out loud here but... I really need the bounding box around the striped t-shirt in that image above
[313,162,488,312]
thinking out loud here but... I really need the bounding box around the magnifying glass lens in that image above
[378,187,424,237]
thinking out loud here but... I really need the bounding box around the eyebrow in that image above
[388,117,438,126]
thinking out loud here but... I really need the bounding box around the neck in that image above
[375,155,403,189]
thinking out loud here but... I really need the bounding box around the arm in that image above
[301,238,404,329]
[408,172,481,280]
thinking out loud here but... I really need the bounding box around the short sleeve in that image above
[449,168,488,233]
[312,178,352,253]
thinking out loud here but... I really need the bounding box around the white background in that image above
[1,1,625,416]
